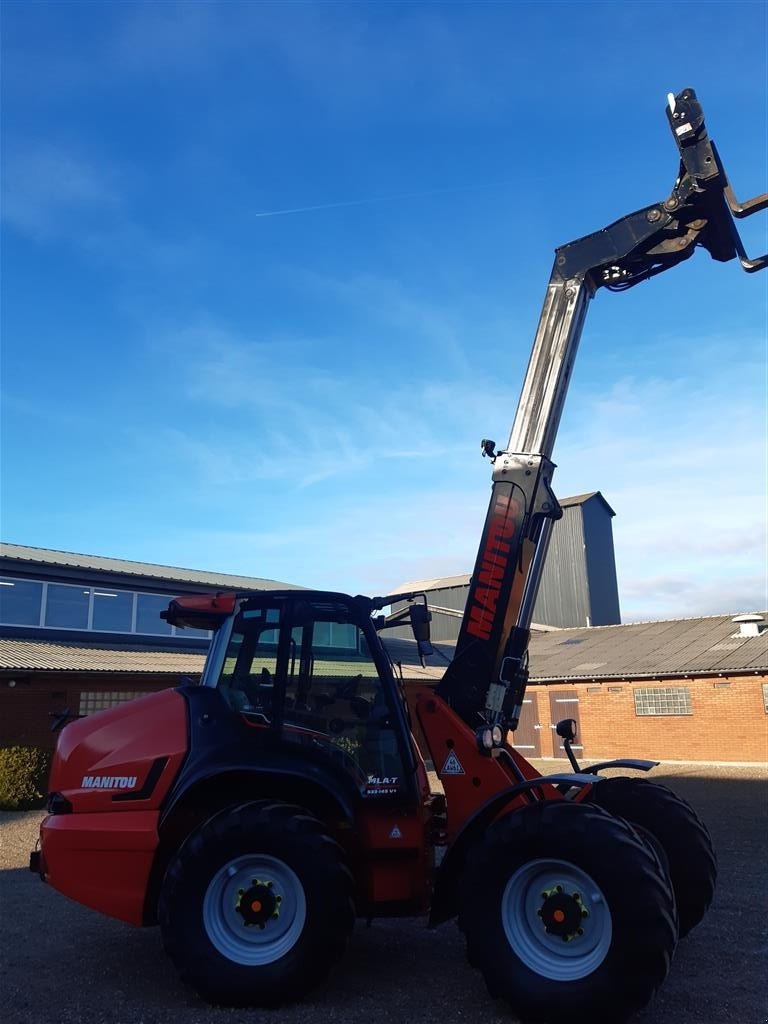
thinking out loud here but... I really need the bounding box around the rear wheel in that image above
[159,800,354,1006]
[585,777,716,937]
[459,801,677,1024]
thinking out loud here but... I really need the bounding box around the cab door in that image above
[280,597,433,914]
[280,597,412,802]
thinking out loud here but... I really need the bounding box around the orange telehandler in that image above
[32,88,765,1022]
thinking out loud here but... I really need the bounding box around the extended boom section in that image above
[436,87,766,735]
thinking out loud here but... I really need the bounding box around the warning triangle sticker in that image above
[441,750,465,776]
[389,825,402,839]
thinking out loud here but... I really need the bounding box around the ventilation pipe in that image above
[731,613,765,638]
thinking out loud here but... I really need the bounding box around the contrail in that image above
[251,179,521,219]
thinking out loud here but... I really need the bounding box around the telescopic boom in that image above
[435,87,767,733]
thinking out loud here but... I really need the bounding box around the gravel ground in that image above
[2,762,766,1024]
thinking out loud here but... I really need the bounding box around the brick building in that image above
[513,613,768,763]
[393,613,768,764]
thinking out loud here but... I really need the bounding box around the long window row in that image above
[0,576,211,639]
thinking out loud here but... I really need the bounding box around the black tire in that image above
[459,801,677,1024]
[585,776,716,937]
[159,800,355,1006]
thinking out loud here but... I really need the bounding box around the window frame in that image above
[285,596,418,785]
[0,574,212,640]
[0,576,45,626]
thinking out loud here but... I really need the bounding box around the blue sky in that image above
[1,1,766,622]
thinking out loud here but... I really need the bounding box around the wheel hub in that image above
[538,885,589,941]
[235,879,282,928]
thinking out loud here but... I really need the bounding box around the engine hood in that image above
[49,688,189,812]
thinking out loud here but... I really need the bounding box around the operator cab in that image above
[167,590,420,801]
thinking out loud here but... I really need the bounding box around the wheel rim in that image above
[203,854,307,965]
[501,858,612,981]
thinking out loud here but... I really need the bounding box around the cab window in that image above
[216,605,282,722]
[283,602,406,797]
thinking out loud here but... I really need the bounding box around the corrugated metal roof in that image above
[559,491,616,516]
[387,613,768,680]
[390,574,471,595]
[528,613,768,680]
[1,613,765,678]
[0,542,302,591]
[381,636,454,680]
[0,637,206,674]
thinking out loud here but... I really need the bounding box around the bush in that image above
[0,746,50,810]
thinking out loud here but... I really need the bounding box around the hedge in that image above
[0,746,50,810]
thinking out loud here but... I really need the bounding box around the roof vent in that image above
[731,613,765,638]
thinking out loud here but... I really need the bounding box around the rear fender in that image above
[581,758,659,774]
[429,773,599,926]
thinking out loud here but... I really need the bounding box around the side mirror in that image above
[409,603,434,660]
[555,718,577,743]
[409,603,431,643]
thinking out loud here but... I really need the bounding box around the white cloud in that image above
[142,310,517,490]
[553,350,767,620]
[620,574,766,622]
[1,145,119,239]
[0,142,205,279]
[130,315,767,620]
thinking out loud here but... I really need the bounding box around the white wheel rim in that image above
[501,858,612,981]
[203,854,306,965]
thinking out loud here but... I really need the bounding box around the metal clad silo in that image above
[581,495,621,625]
[532,501,589,627]
[532,492,620,627]
[388,491,620,636]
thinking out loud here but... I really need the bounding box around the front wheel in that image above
[159,800,355,1006]
[459,801,677,1024]
[584,777,716,937]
